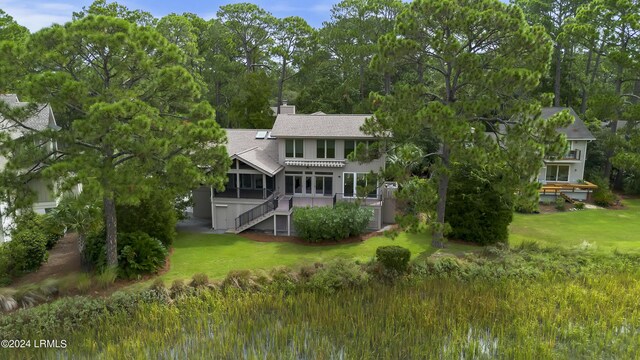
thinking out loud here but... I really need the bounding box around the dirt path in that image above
[14,233,82,286]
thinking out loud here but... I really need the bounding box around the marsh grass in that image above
[3,249,639,359]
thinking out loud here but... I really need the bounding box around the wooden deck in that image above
[539,181,598,194]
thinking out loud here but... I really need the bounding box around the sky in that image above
[1,0,337,32]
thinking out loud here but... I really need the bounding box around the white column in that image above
[287,214,291,236]
[273,215,277,236]
[263,173,267,198]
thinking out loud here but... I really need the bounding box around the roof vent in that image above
[255,130,268,139]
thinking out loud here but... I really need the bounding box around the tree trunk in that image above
[603,120,618,182]
[554,44,562,107]
[432,144,450,248]
[604,65,625,182]
[580,50,593,114]
[103,195,118,267]
[277,60,287,113]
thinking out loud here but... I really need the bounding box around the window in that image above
[226,174,237,189]
[343,173,355,197]
[316,139,335,158]
[286,139,304,158]
[285,172,303,195]
[545,165,570,182]
[343,172,377,198]
[344,140,372,159]
[240,174,253,189]
[315,173,333,196]
[305,176,312,194]
[265,176,274,191]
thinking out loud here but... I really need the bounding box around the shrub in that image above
[308,258,370,293]
[83,231,168,278]
[148,278,171,302]
[446,165,513,245]
[82,231,108,272]
[117,191,177,248]
[376,246,411,272]
[170,279,188,298]
[555,196,566,211]
[293,202,373,242]
[591,176,617,207]
[9,228,49,273]
[14,212,64,250]
[574,202,585,210]
[117,232,168,279]
[190,273,209,288]
[222,269,262,290]
[514,187,539,214]
[0,213,60,280]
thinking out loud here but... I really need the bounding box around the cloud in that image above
[2,1,81,32]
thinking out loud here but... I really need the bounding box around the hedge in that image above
[293,202,372,242]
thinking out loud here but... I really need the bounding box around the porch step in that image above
[559,192,576,204]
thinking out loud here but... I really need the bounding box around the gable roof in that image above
[225,129,283,176]
[0,94,59,133]
[541,107,595,140]
[271,113,374,138]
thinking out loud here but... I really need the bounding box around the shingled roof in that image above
[541,107,595,141]
[0,94,59,133]
[271,113,374,138]
[225,129,282,176]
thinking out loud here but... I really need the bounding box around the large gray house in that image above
[192,111,395,235]
[192,106,597,235]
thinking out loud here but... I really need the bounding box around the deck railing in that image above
[332,193,382,207]
[539,181,598,194]
[235,195,278,230]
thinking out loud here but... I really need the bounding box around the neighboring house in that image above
[192,109,395,235]
[538,107,597,201]
[0,94,61,242]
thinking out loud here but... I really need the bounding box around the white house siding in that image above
[210,199,269,230]
[538,140,590,184]
[276,139,385,199]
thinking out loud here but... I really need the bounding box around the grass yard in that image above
[164,199,640,283]
[164,232,477,282]
[510,198,640,254]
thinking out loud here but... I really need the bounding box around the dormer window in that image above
[285,139,304,158]
[316,139,335,159]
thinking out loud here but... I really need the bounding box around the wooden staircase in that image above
[231,210,277,234]
[559,192,575,204]
[229,193,293,234]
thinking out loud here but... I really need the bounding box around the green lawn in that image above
[164,232,477,282]
[165,199,640,282]
[510,198,640,254]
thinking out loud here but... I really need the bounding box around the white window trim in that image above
[545,164,570,183]
[316,139,336,159]
[342,172,378,198]
[285,139,304,158]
